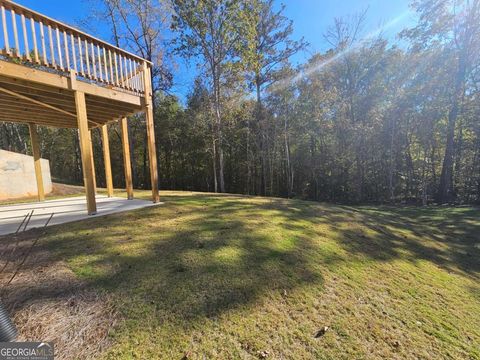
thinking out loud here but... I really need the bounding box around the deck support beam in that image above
[88,129,97,193]
[120,117,134,200]
[143,62,159,203]
[28,123,45,201]
[101,124,114,197]
[71,69,97,215]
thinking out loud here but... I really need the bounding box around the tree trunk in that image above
[310,135,317,200]
[388,115,397,203]
[212,133,218,193]
[256,78,268,196]
[421,150,428,206]
[284,116,293,197]
[246,118,251,195]
[438,98,459,203]
[212,70,225,193]
[437,52,467,203]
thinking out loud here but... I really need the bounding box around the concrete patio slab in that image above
[0,195,161,236]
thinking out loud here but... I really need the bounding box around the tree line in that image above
[1,0,479,205]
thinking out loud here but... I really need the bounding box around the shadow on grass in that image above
[2,193,479,325]
[336,206,480,276]
[4,194,324,324]
[266,199,479,277]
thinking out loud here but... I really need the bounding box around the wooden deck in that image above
[0,0,159,214]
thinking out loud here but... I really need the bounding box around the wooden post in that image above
[28,123,45,201]
[142,62,159,203]
[88,129,97,193]
[71,71,97,215]
[120,117,134,200]
[101,124,114,197]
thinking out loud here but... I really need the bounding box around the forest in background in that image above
[1,0,479,205]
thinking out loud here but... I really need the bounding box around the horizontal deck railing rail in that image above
[0,0,148,95]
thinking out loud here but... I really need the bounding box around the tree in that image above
[84,0,173,91]
[82,0,174,189]
[241,0,307,195]
[171,0,244,193]
[266,63,298,197]
[403,0,480,203]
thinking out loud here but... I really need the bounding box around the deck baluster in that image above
[64,31,70,69]
[103,47,109,83]
[1,5,10,55]
[97,45,103,81]
[30,18,39,63]
[70,33,77,73]
[48,25,55,67]
[78,35,84,76]
[85,39,91,78]
[10,9,19,57]
[21,14,30,60]
[56,27,63,69]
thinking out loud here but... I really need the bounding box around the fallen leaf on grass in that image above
[257,350,270,358]
[315,326,329,338]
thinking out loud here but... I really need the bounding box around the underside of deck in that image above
[0,59,144,129]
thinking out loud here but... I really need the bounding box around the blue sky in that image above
[17,0,415,99]
[285,0,414,59]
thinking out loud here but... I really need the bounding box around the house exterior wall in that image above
[0,150,52,200]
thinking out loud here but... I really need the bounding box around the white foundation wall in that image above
[0,149,52,200]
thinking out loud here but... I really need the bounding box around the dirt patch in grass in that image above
[0,183,86,205]
[50,183,86,197]
[0,230,117,360]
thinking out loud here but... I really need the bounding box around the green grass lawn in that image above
[36,191,480,359]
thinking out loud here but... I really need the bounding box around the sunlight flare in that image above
[271,10,412,93]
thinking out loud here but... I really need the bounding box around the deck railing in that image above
[0,0,147,95]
